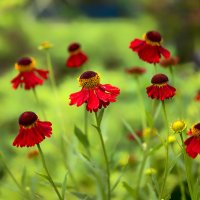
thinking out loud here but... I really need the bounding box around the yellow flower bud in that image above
[38,41,53,50]
[171,120,186,133]
[145,168,157,175]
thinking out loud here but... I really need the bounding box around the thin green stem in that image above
[32,88,46,119]
[44,50,77,188]
[135,77,146,130]
[95,112,111,200]
[169,66,174,85]
[154,64,157,74]
[135,151,148,199]
[37,144,63,200]
[159,100,169,199]
[180,134,195,200]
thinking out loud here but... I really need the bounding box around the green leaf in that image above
[61,172,68,199]
[74,126,89,149]
[71,191,93,200]
[122,182,136,198]
[36,172,49,181]
[20,167,26,186]
[97,109,104,125]
[145,111,154,128]
[123,120,143,150]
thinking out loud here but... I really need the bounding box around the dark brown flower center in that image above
[151,73,168,84]
[80,71,97,79]
[146,31,162,43]
[19,111,38,127]
[194,123,200,130]
[68,43,80,52]
[17,57,32,66]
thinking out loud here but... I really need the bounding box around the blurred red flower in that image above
[69,71,120,112]
[127,130,143,141]
[27,150,39,159]
[66,43,88,68]
[160,56,179,68]
[194,90,200,101]
[146,73,176,100]
[129,31,170,64]
[13,111,52,147]
[125,67,146,76]
[184,123,200,158]
[11,57,49,90]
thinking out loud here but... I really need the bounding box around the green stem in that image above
[135,77,146,130]
[45,50,77,188]
[32,88,46,119]
[95,112,111,200]
[154,64,157,74]
[37,144,63,200]
[135,151,148,198]
[159,100,169,199]
[169,66,174,85]
[180,134,195,200]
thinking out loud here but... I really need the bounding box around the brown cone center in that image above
[68,43,80,52]
[17,57,32,66]
[80,71,97,79]
[146,31,162,42]
[19,111,38,127]
[151,73,168,84]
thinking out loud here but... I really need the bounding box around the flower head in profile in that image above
[38,41,53,50]
[11,57,49,90]
[66,42,88,68]
[194,90,200,101]
[146,73,176,101]
[184,123,200,158]
[160,56,179,68]
[69,71,120,112]
[125,66,146,77]
[129,31,170,64]
[13,111,52,147]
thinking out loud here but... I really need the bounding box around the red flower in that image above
[129,31,170,64]
[66,43,88,68]
[69,71,120,112]
[125,66,146,76]
[184,123,200,158]
[13,111,52,147]
[11,57,49,90]
[160,56,179,68]
[146,73,176,100]
[194,90,200,101]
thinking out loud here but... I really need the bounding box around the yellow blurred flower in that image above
[167,135,176,143]
[143,127,157,138]
[171,120,186,133]
[145,168,157,175]
[38,41,53,50]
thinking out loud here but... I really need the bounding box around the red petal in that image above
[35,69,49,79]
[159,47,171,59]
[66,52,88,68]
[87,89,99,112]
[69,88,89,106]
[129,39,145,52]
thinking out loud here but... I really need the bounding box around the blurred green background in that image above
[0,0,200,199]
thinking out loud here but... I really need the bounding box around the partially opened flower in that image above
[11,57,49,90]
[171,120,187,133]
[129,31,170,64]
[13,111,52,147]
[66,42,88,68]
[160,56,179,68]
[125,66,146,76]
[69,71,120,112]
[194,90,200,101]
[184,123,200,158]
[146,73,176,100]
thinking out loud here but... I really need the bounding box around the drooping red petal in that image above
[66,52,88,68]
[87,89,99,112]
[35,69,49,79]
[129,39,145,52]
[69,88,89,106]
[159,46,171,59]
[184,136,200,158]
[11,74,23,89]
